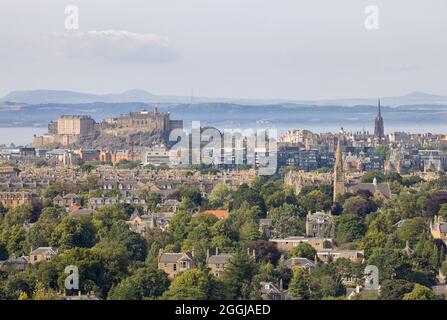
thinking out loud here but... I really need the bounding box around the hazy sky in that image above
[1,0,446,100]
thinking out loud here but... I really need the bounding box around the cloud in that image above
[49,30,178,63]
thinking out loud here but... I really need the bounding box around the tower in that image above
[333,138,345,202]
[374,99,384,139]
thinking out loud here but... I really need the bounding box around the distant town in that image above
[0,98,446,301]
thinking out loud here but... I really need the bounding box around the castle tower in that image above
[374,99,384,139]
[333,138,345,202]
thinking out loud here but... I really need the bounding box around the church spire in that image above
[333,137,345,202]
[374,98,384,139]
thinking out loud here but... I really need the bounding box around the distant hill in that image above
[1,89,154,104]
[3,89,447,106]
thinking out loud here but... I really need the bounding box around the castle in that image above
[33,106,183,149]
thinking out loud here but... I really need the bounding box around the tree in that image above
[240,220,261,241]
[221,251,258,299]
[298,190,331,213]
[163,268,224,300]
[91,242,130,294]
[26,207,63,249]
[360,171,385,183]
[104,221,148,261]
[108,267,169,300]
[367,248,412,281]
[380,279,414,300]
[268,204,305,238]
[92,205,130,235]
[396,217,426,245]
[32,281,62,300]
[335,214,366,243]
[178,187,203,212]
[288,269,310,300]
[246,241,281,265]
[2,205,33,227]
[397,192,421,219]
[290,242,317,260]
[231,184,266,213]
[402,284,438,300]
[208,184,232,209]
[169,212,192,243]
[309,264,345,299]
[51,216,97,249]
[343,196,376,218]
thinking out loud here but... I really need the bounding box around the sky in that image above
[1,0,447,100]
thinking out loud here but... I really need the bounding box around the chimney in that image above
[206,249,210,261]
[215,247,219,256]
[279,279,283,291]
[191,248,195,257]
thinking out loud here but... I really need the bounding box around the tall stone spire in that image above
[374,98,384,139]
[333,137,345,202]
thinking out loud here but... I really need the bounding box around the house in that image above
[317,249,364,263]
[305,211,334,238]
[260,281,285,300]
[158,252,195,279]
[157,199,180,213]
[126,209,156,236]
[201,210,230,220]
[0,166,18,178]
[29,247,59,265]
[0,192,41,209]
[285,257,316,272]
[270,236,333,252]
[430,215,447,245]
[53,194,81,209]
[0,256,29,271]
[207,251,233,277]
[88,197,118,209]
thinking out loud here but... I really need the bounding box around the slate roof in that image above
[348,182,391,198]
[30,247,59,256]
[159,252,193,263]
[207,253,233,265]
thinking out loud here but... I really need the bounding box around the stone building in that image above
[0,192,41,209]
[430,215,447,245]
[29,247,59,265]
[158,252,195,279]
[270,236,333,252]
[57,115,96,136]
[306,211,335,238]
[102,107,183,136]
[206,250,233,278]
[33,115,96,148]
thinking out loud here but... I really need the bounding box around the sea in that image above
[0,127,47,146]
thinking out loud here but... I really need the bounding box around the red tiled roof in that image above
[202,210,229,220]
